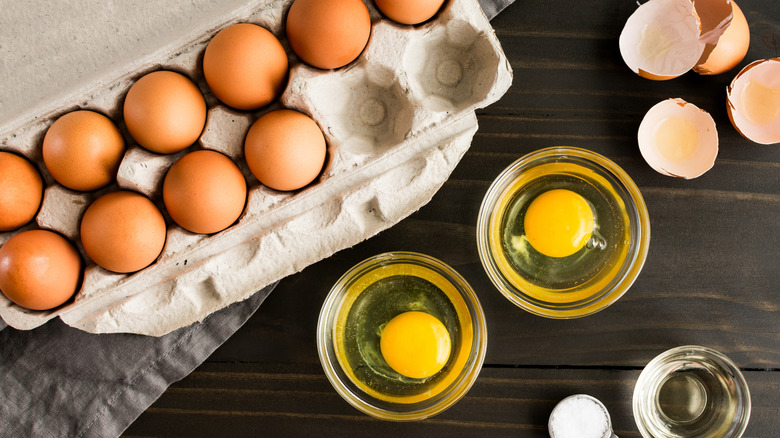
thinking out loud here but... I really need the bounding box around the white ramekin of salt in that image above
[548,394,617,438]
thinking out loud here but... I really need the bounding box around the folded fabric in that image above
[0,284,274,437]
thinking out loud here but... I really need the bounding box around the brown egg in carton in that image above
[0,0,511,336]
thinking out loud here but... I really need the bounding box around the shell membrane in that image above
[619,0,746,79]
[638,98,719,179]
[726,58,780,145]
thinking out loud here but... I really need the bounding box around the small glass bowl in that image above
[317,251,487,421]
[476,146,650,318]
[633,346,751,438]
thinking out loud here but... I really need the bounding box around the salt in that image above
[548,394,615,438]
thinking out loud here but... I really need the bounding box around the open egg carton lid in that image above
[0,0,512,336]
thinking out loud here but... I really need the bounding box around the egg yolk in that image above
[380,311,451,379]
[523,189,595,258]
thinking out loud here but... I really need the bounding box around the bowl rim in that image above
[476,146,651,318]
[316,251,488,421]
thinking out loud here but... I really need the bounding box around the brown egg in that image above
[374,0,446,25]
[163,150,246,234]
[80,191,167,273]
[42,110,125,191]
[0,229,82,310]
[0,152,43,231]
[203,23,289,110]
[123,71,207,154]
[244,109,327,191]
[286,0,371,69]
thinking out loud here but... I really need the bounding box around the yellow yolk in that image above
[653,116,698,162]
[523,189,595,258]
[380,311,451,379]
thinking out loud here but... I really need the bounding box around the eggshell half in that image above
[619,0,705,80]
[638,98,719,179]
[726,58,780,144]
[694,1,749,75]
[620,0,734,80]
[693,0,734,44]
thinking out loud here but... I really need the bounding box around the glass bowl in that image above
[476,146,650,318]
[317,251,487,421]
[633,346,751,438]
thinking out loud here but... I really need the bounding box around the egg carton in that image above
[0,0,511,336]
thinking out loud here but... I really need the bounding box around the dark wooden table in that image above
[125,1,780,436]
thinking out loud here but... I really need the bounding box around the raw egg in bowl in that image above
[317,252,487,421]
[477,147,650,318]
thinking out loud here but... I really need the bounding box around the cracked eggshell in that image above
[638,98,718,179]
[694,1,750,75]
[726,58,780,144]
[619,0,734,80]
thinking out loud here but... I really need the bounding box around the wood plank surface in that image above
[125,364,779,437]
[126,0,780,436]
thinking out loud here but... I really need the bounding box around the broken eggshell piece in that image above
[694,1,750,75]
[638,98,718,178]
[619,0,735,80]
[727,58,780,144]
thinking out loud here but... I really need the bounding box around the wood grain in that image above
[125,364,779,437]
[126,0,780,435]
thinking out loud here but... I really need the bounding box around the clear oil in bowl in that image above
[655,364,743,436]
[633,346,752,438]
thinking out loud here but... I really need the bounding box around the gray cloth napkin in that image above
[0,1,513,436]
[480,0,514,20]
[0,284,275,437]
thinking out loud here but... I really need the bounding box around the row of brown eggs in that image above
[0,0,451,312]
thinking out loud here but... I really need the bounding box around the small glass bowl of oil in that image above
[317,251,487,421]
[476,146,650,318]
[633,346,751,438]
